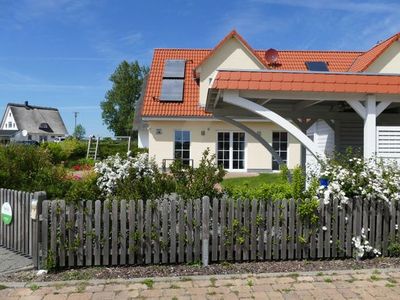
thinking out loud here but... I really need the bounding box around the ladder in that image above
[86,137,99,160]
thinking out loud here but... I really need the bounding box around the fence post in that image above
[32,191,46,269]
[202,196,210,267]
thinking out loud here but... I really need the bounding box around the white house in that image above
[0,102,68,143]
[135,31,400,171]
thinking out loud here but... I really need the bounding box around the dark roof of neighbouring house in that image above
[5,103,68,135]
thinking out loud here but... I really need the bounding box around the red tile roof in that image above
[140,32,400,118]
[349,33,400,72]
[212,70,400,94]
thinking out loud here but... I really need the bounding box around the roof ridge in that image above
[7,103,59,111]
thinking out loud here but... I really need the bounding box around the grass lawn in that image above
[221,173,283,190]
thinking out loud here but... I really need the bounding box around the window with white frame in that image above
[217,132,245,170]
[174,130,190,165]
[272,131,288,171]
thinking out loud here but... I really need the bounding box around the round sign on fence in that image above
[1,202,12,225]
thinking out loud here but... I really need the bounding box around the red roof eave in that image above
[212,70,400,95]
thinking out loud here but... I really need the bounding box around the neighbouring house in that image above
[135,30,400,172]
[0,101,68,143]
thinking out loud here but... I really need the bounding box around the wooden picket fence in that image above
[0,188,46,266]
[38,196,400,269]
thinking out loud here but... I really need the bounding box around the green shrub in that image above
[64,173,101,203]
[41,139,87,164]
[388,240,400,257]
[0,144,67,198]
[225,181,292,201]
[292,165,305,199]
[169,148,226,200]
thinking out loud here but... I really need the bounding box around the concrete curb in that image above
[0,267,399,288]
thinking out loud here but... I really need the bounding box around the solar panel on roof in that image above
[163,60,186,78]
[305,61,329,71]
[160,79,184,101]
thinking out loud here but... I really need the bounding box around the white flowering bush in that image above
[352,228,381,259]
[311,151,400,207]
[94,152,172,200]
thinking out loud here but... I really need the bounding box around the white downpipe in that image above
[223,91,325,159]
[364,95,377,158]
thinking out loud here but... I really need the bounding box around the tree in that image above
[101,60,149,136]
[73,124,86,140]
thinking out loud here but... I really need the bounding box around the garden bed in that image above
[1,258,400,282]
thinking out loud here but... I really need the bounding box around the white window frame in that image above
[173,130,191,165]
[216,131,247,172]
[272,131,288,171]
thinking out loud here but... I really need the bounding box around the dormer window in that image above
[305,61,329,71]
[39,122,53,132]
[160,60,186,102]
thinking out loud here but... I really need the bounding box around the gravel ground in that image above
[1,257,400,282]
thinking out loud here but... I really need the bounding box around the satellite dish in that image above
[265,48,279,64]
[21,130,28,137]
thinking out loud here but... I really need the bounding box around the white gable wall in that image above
[366,40,400,73]
[198,37,264,107]
[1,107,18,130]
[306,120,335,166]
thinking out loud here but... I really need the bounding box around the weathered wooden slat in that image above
[273,201,280,260]
[161,198,169,264]
[186,199,193,263]
[41,201,49,268]
[288,199,295,259]
[264,199,273,260]
[390,199,396,247]
[50,201,57,266]
[94,200,101,266]
[17,191,22,253]
[0,189,3,246]
[128,200,136,265]
[219,197,226,261]
[153,200,160,264]
[376,201,383,252]
[281,199,288,260]
[382,202,390,256]
[296,201,302,260]
[243,199,250,261]
[120,200,127,265]
[170,196,177,263]
[194,198,201,262]
[212,197,218,262]
[77,203,84,266]
[345,200,353,257]
[235,198,242,261]
[325,202,332,258]
[370,200,376,250]
[178,198,185,263]
[251,199,258,261]
[112,201,119,265]
[227,199,234,261]
[363,198,370,242]
[397,202,400,241]
[137,200,144,264]
[145,200,152,264]
[85,200,93,266]
[318,199,324,258]
[332,198,338,258]
[102,200,110,265]
[68,204,75,267]
[338,203,345,258]
[202,196,210,266]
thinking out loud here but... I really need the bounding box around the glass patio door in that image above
[217,132,245,171]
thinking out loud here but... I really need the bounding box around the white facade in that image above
[1,108,18,130]
[306,120,335,166]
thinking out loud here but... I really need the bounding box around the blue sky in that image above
[0,0,399,136]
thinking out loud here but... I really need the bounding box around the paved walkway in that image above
[1,268,400,299]
[0,247,32,275]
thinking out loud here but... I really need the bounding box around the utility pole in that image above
[74,112,79,133]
